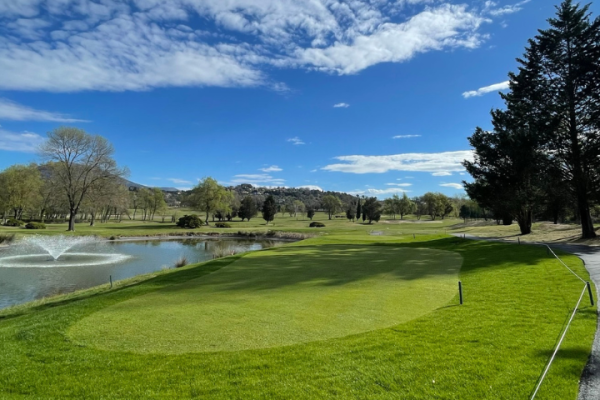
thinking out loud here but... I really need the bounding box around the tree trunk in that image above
[516,209,532,235]
[68,209,77,231]
[90,212,96,227]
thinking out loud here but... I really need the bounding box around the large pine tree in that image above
[535,0,600,238]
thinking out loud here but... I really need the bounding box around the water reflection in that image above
[0,238,277,309]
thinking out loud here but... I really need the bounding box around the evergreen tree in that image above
[362,197,382,224]
[262,195,277,225]
[306,208,315,220]
[238,196,258,221]
[356,198,362,222]
[529,0,600,238]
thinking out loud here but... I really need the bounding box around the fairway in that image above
[69,245,462,353]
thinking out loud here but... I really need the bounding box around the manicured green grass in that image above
[68,245,462,353]
[0,235,596,399]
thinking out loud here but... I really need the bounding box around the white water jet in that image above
[0,235,130,268]
[23,235,97,260]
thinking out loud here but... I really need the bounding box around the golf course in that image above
[0,215,596,399]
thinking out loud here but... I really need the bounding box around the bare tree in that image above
[40,127,126,231]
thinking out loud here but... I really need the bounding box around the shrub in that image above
[309,221,325,228]
[173,256,188,269]
[25,222,46,230]
[214,222,231,228]
[0,234,15,244]
[176,215,203,229]
[4,218,24,227]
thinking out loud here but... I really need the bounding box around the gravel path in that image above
[452,234,600,400]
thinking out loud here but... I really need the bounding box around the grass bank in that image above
[0,234,595,399]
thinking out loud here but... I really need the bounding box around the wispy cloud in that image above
[333,103,350,108]
[440,183,464,190]
[0,98,88,122]
[463,81,509,98]
[322,151,473,174]
[167,178,193,185]
[229,174,285,186]
[484,0,531,17]
[385,183,412,187]
[392,135,421,139]
[0,1,493,92]
[287,137,305,146]
[0,129,45,153]
[259,165,282,172]
[432,171,452,176]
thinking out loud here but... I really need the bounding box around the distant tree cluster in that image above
[464,0,600,237]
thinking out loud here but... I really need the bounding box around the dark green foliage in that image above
[4,218,23,227]
[214,222,231,228]
[306,208,315,220]
[309,221,325,228]
[262,195,277,224]
[362,197,381,224]
[356,198,362,221]
[25,222,46,230]
[346,207,355,221]
[238,196,258,221]
[176,215,203,229]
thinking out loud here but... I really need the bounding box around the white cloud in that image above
[349,187,411,197]
[440,183,463,190]
[463,80,509,98]
[0,129,45,152]
[385,183,413,187]
[322,151,473,174]
[298,185,323,191]
[0,98,88,122]
[392,135,421,139]
[259,165,282,172]
[296,4,487,75]
[484,0,530,17]
[167,178,193,185]
[333,103,350,108]
[287,137,305,145]
[0,1,494,92]
[432,171,452,176]
[229,174,285,186]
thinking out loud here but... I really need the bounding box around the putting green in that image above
[69,245,462,354]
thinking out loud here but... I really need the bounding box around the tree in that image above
[356,198,362,221]
[292,200,305,219]
[262,195,277,224]
[383,197,396,219]
[362,197,381,223]
[306,208,315,220]
[398,193,414,219]
[346,205,356,222]
[40,127,125,231]
[519,0,600,238]
[0,164,42,221]
[188,177,232,225]
[238,196,258,221]
[322,195,342,220]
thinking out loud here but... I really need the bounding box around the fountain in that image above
[0,235,130,268]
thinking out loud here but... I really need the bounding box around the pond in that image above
[0,238,278,310]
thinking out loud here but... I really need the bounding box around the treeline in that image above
[0,127,163,230]
[464,1,600,238]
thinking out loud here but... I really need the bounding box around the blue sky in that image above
[0,0,594,198]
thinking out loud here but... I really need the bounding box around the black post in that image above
[110,275,113,289]
[587,282,595,306]
[413,234,415,239]
[459,281,463,305]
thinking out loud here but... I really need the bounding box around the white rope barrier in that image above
[530,245,591,399]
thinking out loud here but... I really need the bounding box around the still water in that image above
[0,238,276,310]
